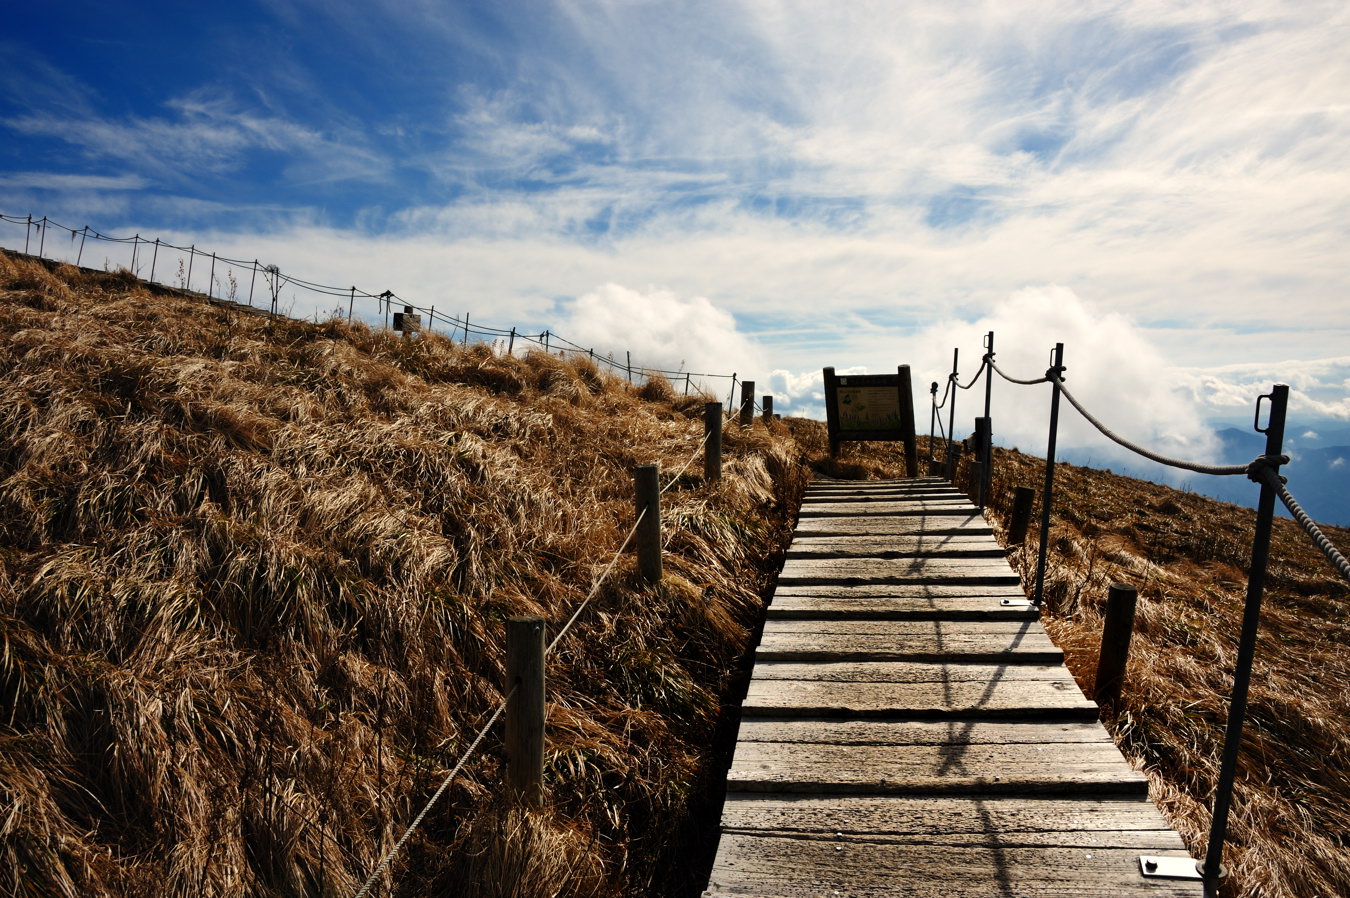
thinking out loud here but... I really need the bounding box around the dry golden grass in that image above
[0,251,807,897]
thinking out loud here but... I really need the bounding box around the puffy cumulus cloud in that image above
[764,366,869,420]
[554,284,766,393]
[903,285,1224,470]
[1171,357,1350,422]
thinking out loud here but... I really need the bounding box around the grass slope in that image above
[0,252,806,897]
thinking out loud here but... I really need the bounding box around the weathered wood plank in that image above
[747,661,1080,684]
[717,795,1186,844]
[704,838,1201,896]
[778,556,1020,585]
[788,535,1006,557]
[799,501,978,517]
[725,738,1148,794]
[767,594,1034,620]
[755,627,1063,664]
[742,677,1095,719]
[793,515,992,536]
[734,718,1119,747]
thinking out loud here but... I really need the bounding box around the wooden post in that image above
[634,465,662,582]
[1094,584,1138,705]
[898,365,919,478]
[1008,486,1036,545]
[739,380,755,428]
[762,396,773,421]
[506,615,545,809]
[823,367,841,458]
[704,402,723,481]
[508,327,516,355]
[974,416,991,510]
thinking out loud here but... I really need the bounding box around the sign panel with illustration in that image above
[822,366,919,476]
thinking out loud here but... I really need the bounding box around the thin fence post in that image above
[77,226,88,267]
[739,380,755,428]
[463,313,470,344]
[130,234,139,274]
[626,351,633,383]
[1008,487,1035,545]
[505,616,545,810]
[348,287,355,322]
[150,239,160,283]
[508,327,516,355]
[208,253,217,298]
[186,246,195,291]
[928,381,939,469]
[543,330,550,353]
[727,374,737,413]
[1200,383,1288,883]
[39,218,48,258]
[24,215,31,254]
[248,261,258,305]
[945,348,959,479]
[684,372,691,396]
[1032,343,1065,608]
[428,306,435,334]
[981,331,995,506]
[1094,583,1138,705]
[762,396,773,421]
[634,465,662,583]
[704,402,723,482]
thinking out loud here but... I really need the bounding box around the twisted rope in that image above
[1252,465,1350,583]
[1053,378,1250,477]
[989,358,1051,386]
[955,357,988,390]
[934,376,953,411]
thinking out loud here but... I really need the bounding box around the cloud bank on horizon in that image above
[1,0,1347,460]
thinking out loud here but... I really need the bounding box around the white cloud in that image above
[554,283,766,392]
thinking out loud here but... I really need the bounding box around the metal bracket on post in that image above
[1139,857,1205,881]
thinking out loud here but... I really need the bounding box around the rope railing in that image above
[936,334,1348,889]
[0,213,737,393]
[954,357,988,390]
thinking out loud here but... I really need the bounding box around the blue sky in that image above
[2,1,1349,495]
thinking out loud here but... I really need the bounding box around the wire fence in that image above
[0,212,739,397]
[350,417,726,897]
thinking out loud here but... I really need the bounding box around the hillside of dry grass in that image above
[802,424,1350,898]
[0,251,808,898]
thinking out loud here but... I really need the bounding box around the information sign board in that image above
[823,366,919,476]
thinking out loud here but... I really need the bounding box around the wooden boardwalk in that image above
[703,477,1203,897]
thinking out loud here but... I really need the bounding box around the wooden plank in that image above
[747,660,1082,685]
[755,623,1063,664]
[704,837,1201,896]
[799,501,977,517]
[778,556,1019,585]
[793,515,992,536]
[767,594,1033,620]
[725,739,1148,795]
[734,718,1119,747]
[788,535,1006,557]
[717,795,1186,844]
[742,678,1095,719]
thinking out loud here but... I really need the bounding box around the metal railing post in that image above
[928,381,939,469]
[1032,343,1065,609]
[945,348,959,479]
[980,331,995,508]
[1200,384,1288,882]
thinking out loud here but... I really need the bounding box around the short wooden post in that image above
[762,396,773,421]
[506,615,545,809]
[1008,486,1036,545]
[974,416,991,510]
[634,465,662,582]
[704,402,723,482]
[1094,584,1138,705]
[739,380,755,428]
[898,365,919,478]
